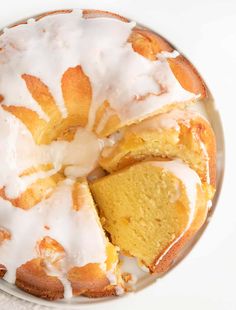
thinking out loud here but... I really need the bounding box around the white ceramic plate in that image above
[0,9,225,309]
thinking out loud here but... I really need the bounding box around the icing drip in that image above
[0,180,107,285]
[129,109,196,133]
[150,160,201,265]
[106,263,118,285]
[45,261,74,299]
[115,285,125,296]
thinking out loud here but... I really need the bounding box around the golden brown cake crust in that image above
[15,259,64,301]
[15,259,117,300]
[0,264,7,278]
[192,116,216,187]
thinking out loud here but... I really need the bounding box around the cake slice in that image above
[90,160,209,273]
[99,109,216,189]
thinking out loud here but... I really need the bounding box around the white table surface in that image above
[0,0,235,309]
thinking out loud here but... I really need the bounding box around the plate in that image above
[0,9,225,309]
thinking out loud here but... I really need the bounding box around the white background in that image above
[0,0,235,309]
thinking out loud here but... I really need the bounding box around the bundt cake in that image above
[0,8,216,302]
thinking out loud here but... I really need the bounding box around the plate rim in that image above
[0,8,225,309]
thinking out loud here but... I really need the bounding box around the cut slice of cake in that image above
[90,160,209,273]
[99,109,216,189]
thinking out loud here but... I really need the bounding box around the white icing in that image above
[152,159,201,209]
[150,160,201,266]
[0,108,103,198]
[0,180,107,284]
[59,275,73,299]
[111,58,195,127]
[95,109,116,134]
[106,268,118,285]
[159,50,180,59]
[5,166,61,199]
[207,200,212,209]
[107,131,124,146]
[119,255,148,291]
[115,285,125,296]
[45,263,73,299]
